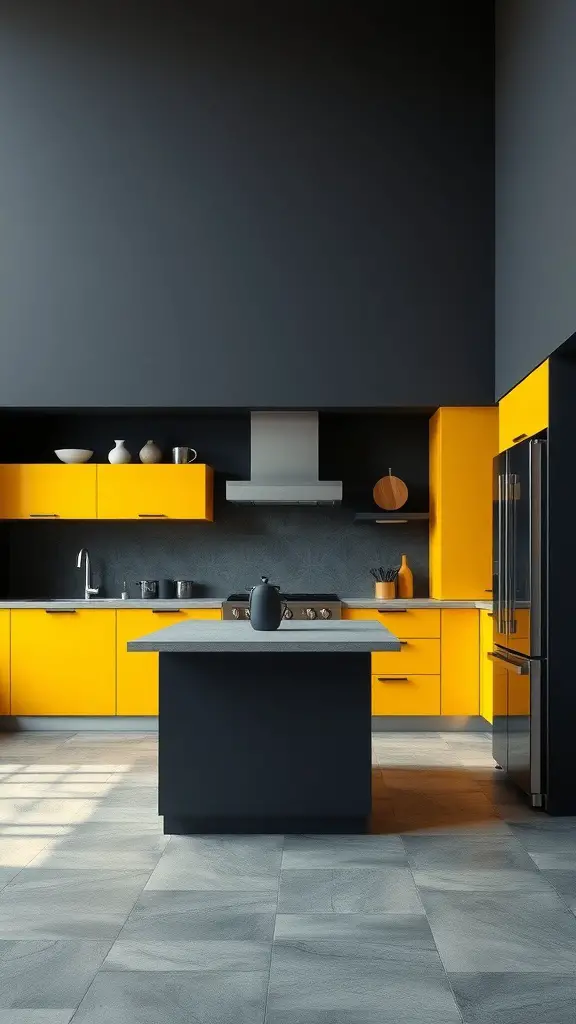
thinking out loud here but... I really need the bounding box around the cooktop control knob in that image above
[283,607,293,619]
[232,607,240,619]
[319,608,331,619]
[305,607,317,620]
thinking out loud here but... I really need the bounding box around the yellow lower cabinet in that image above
[480,610,494,724]
[11,610,116,715]
[372,638,440,676]
[372,675,440,716]
[440,610,479,716]
[343,608,440,638]
[116,609,222,715]
[0,611,9,715]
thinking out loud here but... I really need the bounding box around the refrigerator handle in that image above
[503,469,511,636]
[509,473,518,635]
[530,440,544,658]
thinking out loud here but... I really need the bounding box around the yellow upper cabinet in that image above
[96,464,214,520]
[0,465,97,520]
[429,407,498,599]
[498,360,549,453]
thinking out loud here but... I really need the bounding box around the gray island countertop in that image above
[128,619,401,654]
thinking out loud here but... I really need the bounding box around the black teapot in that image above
[248,577,285,631]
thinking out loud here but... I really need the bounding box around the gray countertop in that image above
[342,598,493,610]
[128,619,401,653]
[0,599,224,610]
[0,597,493,611]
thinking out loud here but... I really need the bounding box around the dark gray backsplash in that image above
[5,507,428,600]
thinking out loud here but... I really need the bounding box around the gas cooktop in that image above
[222,592,342,621]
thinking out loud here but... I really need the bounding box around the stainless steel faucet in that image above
[76,548,99,600]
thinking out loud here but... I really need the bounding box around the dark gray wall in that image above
[0,1,493,408]
[496,1,576,398]
[1,410,430,598]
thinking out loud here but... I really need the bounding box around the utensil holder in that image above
[375,582,395,599]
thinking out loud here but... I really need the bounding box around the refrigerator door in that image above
[489,648,545,806]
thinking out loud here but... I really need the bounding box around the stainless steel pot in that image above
[139,580,159,599]
[174,580,194,599]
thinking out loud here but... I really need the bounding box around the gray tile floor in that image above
[0,730,575,1021]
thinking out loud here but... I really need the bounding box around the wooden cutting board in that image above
[373,469,408,510]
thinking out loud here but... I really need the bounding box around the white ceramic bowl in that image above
[54,448,94,464]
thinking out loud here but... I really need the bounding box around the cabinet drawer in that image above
[343,608,440,638]
[372,674,441,716]
[372,638,440,675]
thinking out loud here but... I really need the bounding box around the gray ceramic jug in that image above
[248,577,284,631]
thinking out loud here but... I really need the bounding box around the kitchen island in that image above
[129,619,400,834]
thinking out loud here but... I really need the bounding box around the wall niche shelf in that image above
[353,512,429,524]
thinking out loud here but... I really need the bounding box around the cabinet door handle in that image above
[152,609,183,614]
[377,608,407,613]
[512,433,527,443]
[378,676,409,682]
[45,609,77,614]
[29,514,59,518]
[138,513,167,518]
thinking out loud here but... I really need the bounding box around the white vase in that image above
[139,440,162,464]
[108,440,131,465]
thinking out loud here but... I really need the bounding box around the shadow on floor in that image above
[370,766,536,835]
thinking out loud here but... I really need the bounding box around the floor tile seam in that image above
[262,835,284,1024]
[401,832,464,1023]
[97,838,174,959]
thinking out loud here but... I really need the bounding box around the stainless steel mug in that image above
[172,447,197,464]
[139,580,159,599]
[174,580,194,599]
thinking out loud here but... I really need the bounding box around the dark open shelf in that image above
[353,512,430,523]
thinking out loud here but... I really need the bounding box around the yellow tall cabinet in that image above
[479,609,494,723]
[116,608,222,715]
[429,407,498,599]
[498,360,548,453]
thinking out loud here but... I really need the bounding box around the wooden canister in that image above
[375,581,395,599]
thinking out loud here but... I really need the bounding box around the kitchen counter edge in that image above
[0,598,492,610]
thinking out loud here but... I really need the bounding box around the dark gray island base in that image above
[128,620,400,835]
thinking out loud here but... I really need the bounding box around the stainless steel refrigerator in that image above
[492,433,547,807]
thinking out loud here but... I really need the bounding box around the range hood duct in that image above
[226,412,342,505]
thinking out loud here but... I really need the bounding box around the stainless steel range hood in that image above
[226,412,342,505]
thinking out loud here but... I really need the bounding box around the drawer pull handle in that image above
[45,609,77,614]
[378,676,409,682]
[30,514,59,518]
[512,433,527,443]
[152,609,183,614]
[138,513,167,518]
[377,608,407,613]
